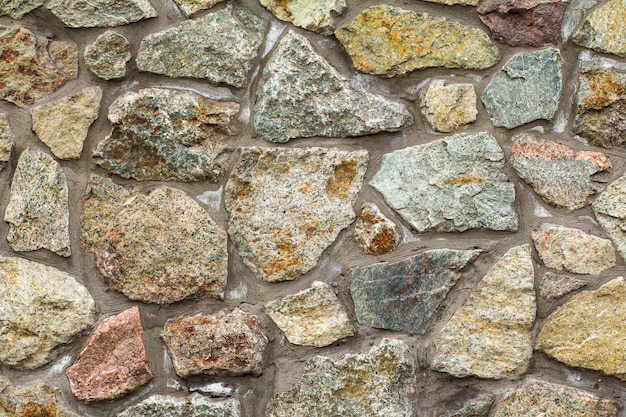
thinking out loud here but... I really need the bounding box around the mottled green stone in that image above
[0,0,43,18]
[47,0,156,27]
[118,395,240,417]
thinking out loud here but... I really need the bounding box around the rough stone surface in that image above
[419,80,477,133]
[370,132,518,233]
[162,308,268,378]
[0,113,14,172]
[95,187,228,304]
[0,0,43,18]
[266,338,416,417]
[0,256,94,369]
[260,0,346,35]
[539,272,587,300]
[265,281,355,347]
[225,147,368,282]
[511,134,612,210]
[0,377,79,417]
[353,202,400,255]
[136,5,265,89]
[94,88,238,182]
[572,0,626,57]
[4,149,71,257]
[443,396,496,417]
[118,394,240,417]
[351,249,482,335]
[592,174,626,262]
[482,48,562,128]
[31,87,102,160]
[47,0,157,28]
[432,245,536,379]
[254,31,412,143]
[84,31,131,80]
[334,5,499,77]
[173,0,225,17]
[66,307,153,403]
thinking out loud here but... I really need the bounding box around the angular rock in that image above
[354,202,400,255]
[162,308,268,378]
[419,80,477,133]
[351,249,482,335]
[334,5,499,77]
[592,174,626,262]
[31,86,102,159]
[0,377,79,417]
[84,31,131,80]
[0,0,44,18]
[572,0,626,57]
[370,132,518,233]
[562,0,600,42]
[265,281,355,347]
[0,114,14,172]
[511,134,612,210]
[225,147,368,282]
[136,5,265,88]
[254,31,412,143]
[539,272,587,300]
[94,88,237,182]
[0,256,94,369]
[47,0,156,28]
[95,187,228,304]
[260,0,346,35]
[4,149,71,257]
[432,245,536,379]
[266,338,416,416]
[443,396,496,417]
[173,0,225,17]
[482,48,562,128]
[118,394,241,417]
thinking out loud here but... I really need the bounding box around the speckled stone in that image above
[118,394,241,417]
[0,0,43,18]
[443,396,496,417]
[354,202,400,255]
[84,31,130,80]
[173,0,225,17]
[47,0,156,27]
[0,114,14,172]
[539,272,587,300]
[0,377,79,417]
[420,80,477,133]
[260,0,346,35]
[572,0,626,57]
[592,174,626,262]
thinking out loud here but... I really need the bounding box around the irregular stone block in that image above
[354,202,400,255]
[0,377,79,417]
[351,249,482,335]
[539,272,586,300]
[419,80,477,133]
[173,0,225,17]
[47,0,156,27]
[225,147,368,282]
[260,0,346,35]
[443,395,495,417]
[370,132,518,233]
[592,174,626,262]
[0,0,44,18]
[118,394,241,417]
[572,0,626,57]
[84,31,131,80]
[0,114,14,172]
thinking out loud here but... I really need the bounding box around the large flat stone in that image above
[0,0,44,18]
[47,0,156,27]
[592,174,626,262]
[419,80,477,133]
[572,0,626,57]
[0,113,14,172]
[118,394,240,417]
[84,31,130,80]
[0,377,79,416]
[260,0,345,35]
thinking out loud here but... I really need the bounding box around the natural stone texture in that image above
[511,134,612,210]
[47,0,156,28]
[482,48,562,128]
[0,0,43,18]
[351,249,482,335]
[592,174,626,262]
[4,149,71,257]
[173,0,225,17]
[266,338,415,416]
[354,202,400,255]
[94,88,237,182]
[265,281,355,347]
[370,132,518,233]
[254,31,412,143]
[225,147,368,282]
[443,396,495,417]
[539,272,587,300]
[95,187,227,304]
[334,5,499,77]
[84,31,131,80]
[136,5,265,89]
[0,25,78,108]
[419,80,477,133]
[0,256,94,369]
[31,86,102,159]
[536,277,626,380]
[572,0,626,57]
[162,308,268,378]
[0,114,14,172]
[260,0,346,35]
[66,307,153,403]
[432,245,536,379]
[118,394,241,417]
[0,377,79,417]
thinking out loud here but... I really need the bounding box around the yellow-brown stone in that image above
[573,0,626,57]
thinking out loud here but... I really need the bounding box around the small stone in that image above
[432,245,536,379]
[0,114,14,171]
[260,0,346,35]
[225,147,368,282]
[572,0,626,57]
[173,0,225,17]
[265,281,355,347]
[4,149,71,257]
[84,31,131,80]
[118,394,241,417]
[511,134,612,210]
[482,48,562,128]
[254,31,412,143]
[95,187,228,304]
[593,175,626,262]
[94,88,237,182]
[334,5,499,77]
[47,0,156,28]
[0,377,80,417]
[0,0,43,18]
[136,5,265,89]
[351,249,482,335]
[0,256,94,369]
[419,80,477,133]
[66,306,153,403]
[539,272,587,300]
[354,202,400,255]
[162,308,268,378]
[443,396,496,417]
[266,338,416,416]
[370,132,518,233]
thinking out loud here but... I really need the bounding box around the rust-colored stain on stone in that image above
[327,159,357,199]
[434,174,485,186]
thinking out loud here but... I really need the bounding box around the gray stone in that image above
[118,394,240,417]
[572,0,626,57]
[539,272,587,300]
[0,114,14,172]
[0,377,79,416]
[592,174,626,262]
[370,132,518,233]
[225,147,368,282]
[350,249,482,335]
[443,396,495,417]
[0,256,94,369]
[354,202,400,255]
[84,31,131,80]
[0,0,43,18]
[173,0,225,17]
[482,48,562,128]
[419,80,477,133]
[136,5,265,89]
[47,0,156,28]
[254,31,412,143]
[260,0,346,35]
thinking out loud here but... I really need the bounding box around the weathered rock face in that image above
[173,0,225,17]
[66,307,153,403]
[351,249,482,335]
[370,132,518,233]
[47,0,157,27]
[225,147,368,282]
[432,245,536,379]
[0,0,44,18]
[0,256,94,370]
[265,281,355,347]
[162,309,268,378]
[353,202,400,255]
[266,339,416,416]
[572,0,626,57]
[254,31,412,143]
[0,113,14,172]
[539,272,587,300]
[260,0,346,35]
[95,187,228,304]
[592,174,626,262]
[118,394,241,417]
[84,31,131,80]
[420,80,477,133]
[443,396,495,417]
[94,88,238,182]
[0,377,79,417]
[136,5,265,88]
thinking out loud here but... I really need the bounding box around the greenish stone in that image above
[84,31,130,80]
[0,114,14,172]
[47,0,156,27]
[173,0,226,17]
[0,0,43,18]
[118,395,240,417]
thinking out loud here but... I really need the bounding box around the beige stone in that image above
[260,0,346,35]
[353,202,400,255]
[420,80,477,133]
[573,0,626,57]
[173,0,225,16]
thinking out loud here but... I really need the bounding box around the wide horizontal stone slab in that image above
[47,0,157,27]
[0,0,44,18]
[260,0,345,35]
[118,394,241,417]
